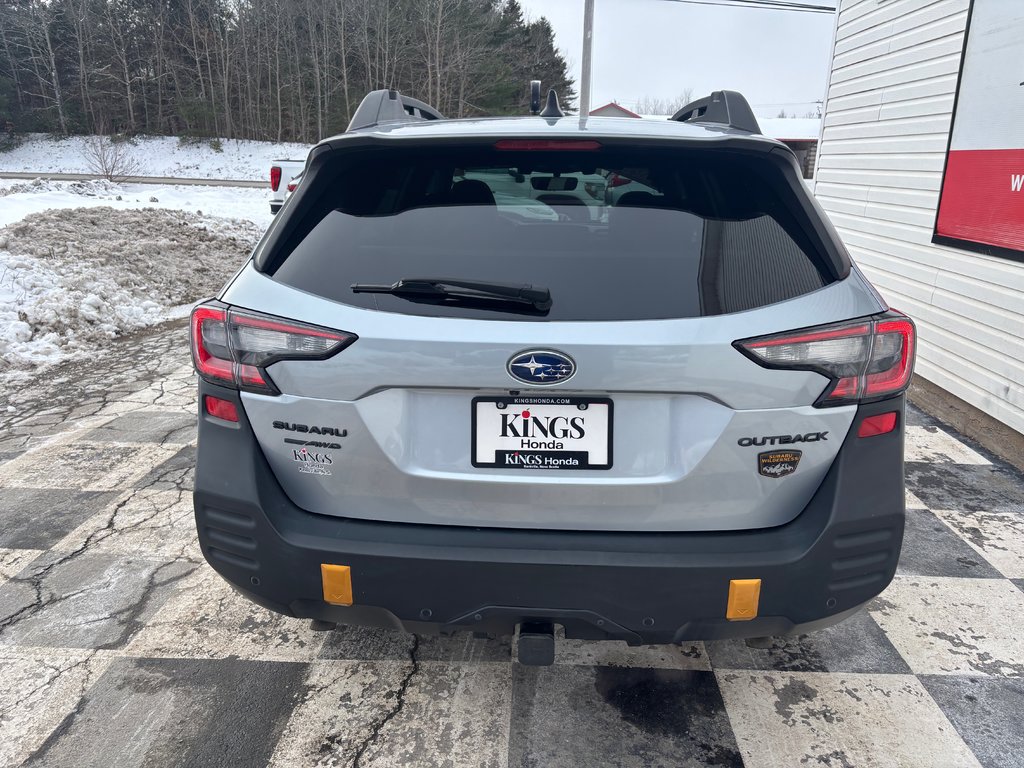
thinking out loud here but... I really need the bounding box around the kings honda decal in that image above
[472,396,613,470]
[934,0,1024,254]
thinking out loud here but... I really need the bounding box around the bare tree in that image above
[0,0,575,142]
[634,89,694,115]
[12,0,69,133]
[82,136,141,181]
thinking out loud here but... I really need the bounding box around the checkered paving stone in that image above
[1,321,1023,767]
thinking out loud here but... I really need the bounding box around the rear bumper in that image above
[193,382,906,644]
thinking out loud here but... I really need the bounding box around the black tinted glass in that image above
[267,146,830,321]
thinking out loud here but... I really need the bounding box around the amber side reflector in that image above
[726,578,761,621]
[321,564,353,606]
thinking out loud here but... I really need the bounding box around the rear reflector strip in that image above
[204,395,239,422]
[858,412,898,438]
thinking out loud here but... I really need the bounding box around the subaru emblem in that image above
[506,350,576,386]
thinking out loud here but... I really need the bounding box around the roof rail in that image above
[347,89,444,132]
[669,91,761,134]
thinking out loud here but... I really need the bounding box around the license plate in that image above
[472,396,613,470]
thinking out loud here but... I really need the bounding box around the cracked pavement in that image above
[1,320,1024,767]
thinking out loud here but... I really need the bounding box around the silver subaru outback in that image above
[190,89,915,665]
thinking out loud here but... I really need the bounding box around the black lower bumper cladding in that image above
[193,381,905,645]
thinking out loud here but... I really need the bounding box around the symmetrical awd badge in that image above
[506,350,576,386]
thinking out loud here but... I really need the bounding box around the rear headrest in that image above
[449,179,496,206]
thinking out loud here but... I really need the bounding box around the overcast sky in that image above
[516,0,839,118]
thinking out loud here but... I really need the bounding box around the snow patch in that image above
[0,207,259,374]
[0,134,310,181]
[0,178,121,198]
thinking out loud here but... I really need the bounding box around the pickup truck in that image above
[269,159,305,214]
[270,158,600,218]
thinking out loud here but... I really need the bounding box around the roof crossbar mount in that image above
[670,90,761,134]
[347,89,444,132]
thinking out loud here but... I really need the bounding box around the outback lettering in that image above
[737,432,828,447]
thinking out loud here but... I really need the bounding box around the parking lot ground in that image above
[1,320,1023,768]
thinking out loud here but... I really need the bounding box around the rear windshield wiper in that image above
[351,278,552,312]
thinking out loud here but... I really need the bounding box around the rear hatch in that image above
[219,135,887,532]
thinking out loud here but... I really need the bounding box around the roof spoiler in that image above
[347,89,444,132]
[669,91,760,134]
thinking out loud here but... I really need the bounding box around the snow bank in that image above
[0,134,310,181]
[0,177,273,230]
[0,178,121,198]
[0,207,259,374]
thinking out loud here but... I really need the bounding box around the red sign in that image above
[937,150,1024,252]
[934,1,1024,256]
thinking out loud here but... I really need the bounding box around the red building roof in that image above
[589,102,642,119]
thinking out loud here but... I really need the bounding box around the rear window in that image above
[264,145,831,321]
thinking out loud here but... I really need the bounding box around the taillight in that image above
[190,306,233,384]
[735,311,916,407]
[608,173,632,188]
[864,318,915,397]
[286,180,297,192]
[189,301,356,395]
[270,165,282,192]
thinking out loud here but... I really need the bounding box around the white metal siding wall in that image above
[816,0,1024,434]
